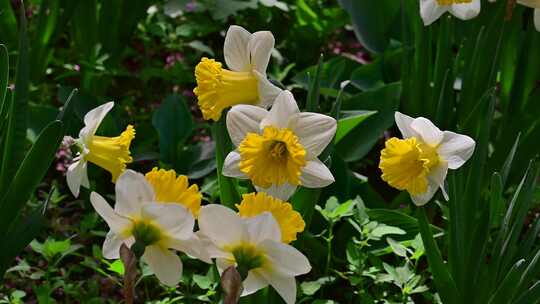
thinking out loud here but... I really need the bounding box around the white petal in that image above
[141,204,195,240]
[115,170,155,218]
[198,204,247,246]
[254,71,282,108]
[450,0,481,20]
[222,151,248,179]
[215,257,235,273]
[260,90,299,130]
[247,31,275,74]
[437,131,475,169]
[102,231,123,259]
[169,234,212,263]
[66,159,88,198]
[410,117,444,146]
[410,163,448,207]
[535,9,540,32]
[245,213,281,244]
[143,246,182,287]
[255,183,297,201]
[420,0,448,26]
[227,105,267,147]
[196,231,231,259]
[300,159,335,188]
[80,102,114,140]
[224,25,252,72]
[242,270,268,296]
[259,239,311,276]
[394,112,417,139]
[258,271,297,304]
[290,112,336,159]
[90,192,131,233]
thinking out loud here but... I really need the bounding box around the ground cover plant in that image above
[1,0,540,303]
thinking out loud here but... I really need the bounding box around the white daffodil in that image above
[67,102,135,197]
[420,0,481,26]
[223,90,336,200]
[90,170,209,286]
[193,25,282,121]
[517,0,540,31]
[198,204,311,304]
[379,112,475,206]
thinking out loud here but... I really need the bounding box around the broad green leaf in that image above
[152,94,193,165]
[334,110,377,143]
[337,0,400,53]
[387,237,407,258]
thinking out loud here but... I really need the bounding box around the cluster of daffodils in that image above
[63,23,478,304]
[421,0,539,31]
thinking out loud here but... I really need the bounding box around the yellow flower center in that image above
[379,137,440,195]
[144,168,202,217]
[238,126,306,188]
[193,57,259,121]
[85,125,135,182]
[436,0,472,5]
[236,192,305,243]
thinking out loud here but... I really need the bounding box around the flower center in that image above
[236,192,305,244]
[85,125,135,182]
[128,219,163,246]
[238,126,307,188]
[436,0,472,4]
[379,137,440,195]
[193,57,259,121]
[144,168,202,217]
[227,243,266,279]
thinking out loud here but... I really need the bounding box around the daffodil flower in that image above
[198,204,311,304]
[144,167,202,217]
[90,170,209,286]
[67,102,135,197]
[379,112,475,206]
[236,192,305,244]
[223,90,336,200]
[517,0,540,31]
[421,0,481,26]
[193,25,282,121]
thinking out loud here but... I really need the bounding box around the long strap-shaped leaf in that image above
[0,120,64,235]
[0,3,29,198]
[418,207,460,304]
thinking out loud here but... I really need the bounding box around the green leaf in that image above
[417,208,459,304]
[152,94,193,164]
[0,44,7,111]
[306,54,323,112]
[107,260,125,275]
[0,120,64,235]
[0,4,29,197]
[488,259,526,304]
[300,276,335,296]
[0,210,46,278]
[337,0,400,53]
[334,110,377,143]
[387,237,407,258]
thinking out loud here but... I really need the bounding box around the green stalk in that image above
[212,116,241,208]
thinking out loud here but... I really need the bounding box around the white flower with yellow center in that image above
[517,0,540,31]
[90,170,209,286]
[67,102,135,197]
[223,90,336,200]
[379,112,475,206]
[421,0,481,26]
[193,25,282,121]
[198,204,311,304]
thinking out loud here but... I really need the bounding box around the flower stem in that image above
[212,116,241,208]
